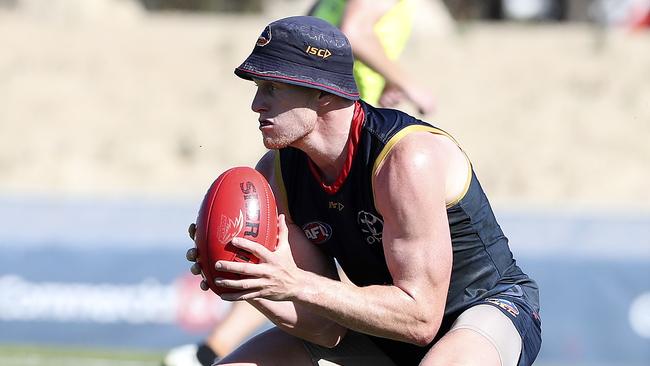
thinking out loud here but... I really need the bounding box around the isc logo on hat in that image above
[305,45,332,59]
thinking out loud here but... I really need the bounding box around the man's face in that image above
[250,79,319,149]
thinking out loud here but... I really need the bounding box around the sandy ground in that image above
[0,2,649,210]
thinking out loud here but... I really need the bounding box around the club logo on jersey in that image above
[218,210,244,244]
[302,221,333,244]
[256,26,271,47]
[357,211,383,245]
[485,298,520,317]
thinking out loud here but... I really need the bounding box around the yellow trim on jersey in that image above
[273,150,289,213]
[446,160,472,209]
[371,125,472,208]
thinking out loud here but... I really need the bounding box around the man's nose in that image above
[251,90,266,113]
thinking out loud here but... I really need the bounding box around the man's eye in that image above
[253,83,276,94]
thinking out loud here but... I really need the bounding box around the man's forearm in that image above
[292,269,443,346]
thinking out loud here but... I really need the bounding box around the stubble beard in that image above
[262,115,315,150]
[262,135,293,150]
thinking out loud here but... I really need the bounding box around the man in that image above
[187,16,541,365]
[167,3,437,365]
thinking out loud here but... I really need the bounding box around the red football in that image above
[194,166,278,294]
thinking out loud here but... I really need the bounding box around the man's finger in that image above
[277,214,288,248]
[230,237,269,260]
[186,247,198,262]
[190,262,202,275]
[219,290,262,302]
[215,260,264,277]
[188,223,196,240]
[199,280,209,291]
[213,277,261,291]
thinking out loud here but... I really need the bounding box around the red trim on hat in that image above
[236,67,360,98]
[308,101,364,195]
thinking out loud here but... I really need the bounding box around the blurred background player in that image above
[163,2,438,365]
[162,299,268,366]
[310,0,436,114]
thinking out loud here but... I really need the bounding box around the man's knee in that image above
[420,303,526,366]
[419,328,502,366]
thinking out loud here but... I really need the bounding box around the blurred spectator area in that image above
[0,0,16,9]
[440,0,598,21]
[134,0,589,21]
[119,0,648,26]
[138,0,263,13]
[133,0,593,22]
[2,0,647,26]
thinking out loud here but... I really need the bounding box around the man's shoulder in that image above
[361,102,434,143]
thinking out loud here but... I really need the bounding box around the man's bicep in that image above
[374,135,452,300]
[381,212,451,300]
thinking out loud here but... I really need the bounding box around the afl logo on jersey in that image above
[302,221,333,244]
[357,211,383,245]
[256,26,271,47]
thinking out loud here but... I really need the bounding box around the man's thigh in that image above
[216,327,313,366]
[421,304,522,366]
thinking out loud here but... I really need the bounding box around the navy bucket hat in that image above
[235,16,359,100]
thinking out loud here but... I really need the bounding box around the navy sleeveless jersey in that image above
[275,101,539,364]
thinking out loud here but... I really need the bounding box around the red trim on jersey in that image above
[308,101,365,195]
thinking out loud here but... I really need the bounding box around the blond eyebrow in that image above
[252,79,277,88]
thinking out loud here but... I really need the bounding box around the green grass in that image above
[3,344,645,366]
[0,344,165,366]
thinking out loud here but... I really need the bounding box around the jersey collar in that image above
[308,101,365,195]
